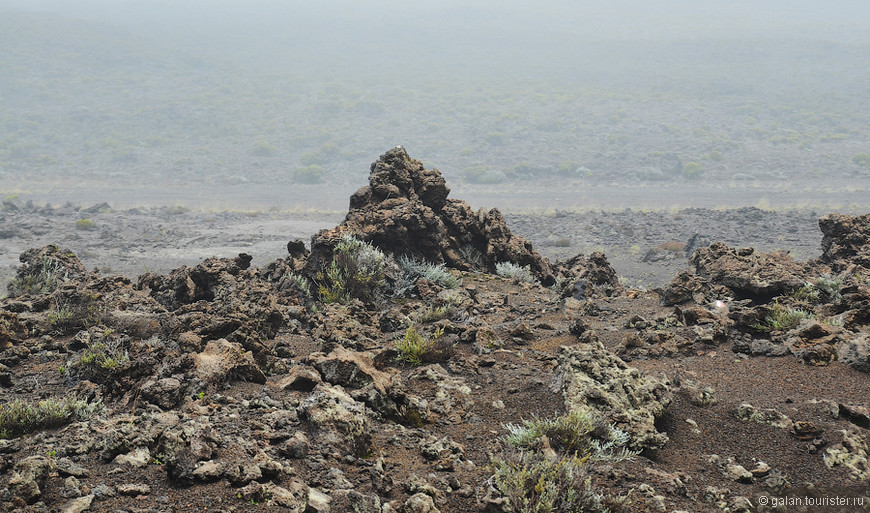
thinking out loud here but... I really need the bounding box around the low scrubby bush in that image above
[75,218,96,231]
[0,396,103,439]
[285,272,311,298]
[48,293,107,334]
[789,274,843,304]
[7,257,65,297]
[496,262,539,285]
[394,255,460,296]
[317,234,389,304]
[753,301,814,332]
[66,340,129,383]
[491,410,634,513]
[459,245,484,270]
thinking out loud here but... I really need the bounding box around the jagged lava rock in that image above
[819,212,870,271]
[664,242,811,304]
[556,251,622,299]
[838,332,870,373]
[0,311,25,350]
[307,147,555,284]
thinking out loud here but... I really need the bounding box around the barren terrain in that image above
[1,149,868,513]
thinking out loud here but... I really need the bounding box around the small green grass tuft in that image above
[753,301,814,332]
[395,325,450,366]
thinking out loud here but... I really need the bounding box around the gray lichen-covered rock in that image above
[299,382,372,457]
[824,430,870,480]
[735,403,794,430]
[309,345,398,415]
[402,492,440,513]
[838,333,870,373]
[8,455,56,504]
[557,339,672,451]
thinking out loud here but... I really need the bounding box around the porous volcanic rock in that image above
[0,311,25,350]
[555,251,622,299]
[137,253,298,355]
[838,332,870,373]
[784,320,842,366]
[138,253,254,309]
[663,242,813,304]
[819,212,870,271]
[306,147,556,285]
[557,338,673,451]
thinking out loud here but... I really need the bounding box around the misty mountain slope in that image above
[1,6,870,201]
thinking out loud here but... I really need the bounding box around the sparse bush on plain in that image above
[0,396,103,439]
[251,140,277,157]
[75,218,96,231]
[682,161,704,179]
[496,262,539,285]
[317,234,389,304]
[291,164,325,184]
[853,153,870,168]
[464,165,507,184]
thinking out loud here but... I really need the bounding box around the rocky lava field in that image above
[1,148,869,513]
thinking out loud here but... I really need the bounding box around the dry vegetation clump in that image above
[490,410,635,513]
[317,234,389,303]
[0,396,102,440]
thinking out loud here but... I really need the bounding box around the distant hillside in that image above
[1,8,869,198]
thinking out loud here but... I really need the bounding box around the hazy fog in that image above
[1,0,869,210]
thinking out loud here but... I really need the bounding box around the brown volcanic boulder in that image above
[307,147,555,284]
[819,212,870,271]
[138,253,254,310]
[0,311,25,350]
[689,242,810,301]
[555,251,622,299]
